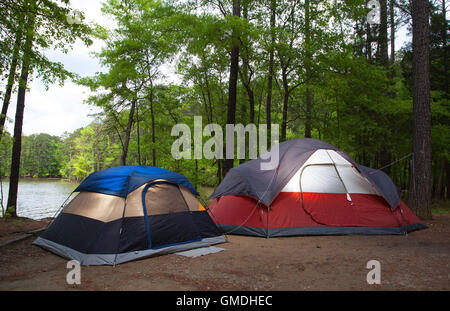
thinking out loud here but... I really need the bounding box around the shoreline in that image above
[0,177,77,181]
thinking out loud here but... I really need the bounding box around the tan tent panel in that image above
[63,192,125,222]
[179,185,203,211]
[63,180,206,221]
[124,184,146,218]
[124,181,191,218]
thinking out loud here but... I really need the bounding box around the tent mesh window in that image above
[144,183,191,215]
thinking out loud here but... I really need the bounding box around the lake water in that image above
[0,179,79,219]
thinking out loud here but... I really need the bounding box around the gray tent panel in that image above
[354,164,401,209]
[209,138,336,206]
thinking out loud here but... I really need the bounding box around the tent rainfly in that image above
[208,138,427,237]
[34,166,226,265]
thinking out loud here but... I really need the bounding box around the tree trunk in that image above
[442,0,448,100]
[434,159,446,200]
[223,0,240,177]
[6,1,36,217]
[0,25,23,137]
[120,101,136,166]
[379,0,392,173]
[378,0,389,67]
[354,15,365,56]
[336,94,341,148]
[408,0,432,220]
[247,87,255,124]
[68,150,72,182]
[366,22,372,60]
[203,69,214,124]
[136,100,141,165]
[265,0,276,146]
[195,159,198,189]
[149,88,156,167]
[389,0,395,65]
[446,158,450,200]
[97,151,100,171]
[304,88,312,138]
[281,70,289,141]
[304,0,312,138]
[241,4,255,125]
[217,159,222,184]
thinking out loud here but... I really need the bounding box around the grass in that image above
[431,200,450,215]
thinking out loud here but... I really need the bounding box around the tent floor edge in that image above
[217,223,428,237]
[33,236,226,266]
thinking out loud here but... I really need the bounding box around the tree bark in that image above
[265,0,276,146]
[6,1,36,217]
[200,67,214,124]
[434,159,446,199]
[408,0,432,220]
[378,0,389,67]
[149,88,156,167]
[120,101,136,166]
[281,70,289,142]
[442,0,448,99]
[0,25,23,137]
[389,0,395,65]
[379,0,392,174]
[304,0,312,138]
[366,22,372,60]
[304,89,312,138]
[97,151,100,171]
[136,100,141,165]
[136,105,142,165]
[241,4,255,125]
[247,86,255,124]
[223,0,240,177]
[365,0,373,61]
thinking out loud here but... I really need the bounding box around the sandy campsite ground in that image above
[0,214,449,291]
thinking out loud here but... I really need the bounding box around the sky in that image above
[4,0,109,136]
[3,0,412,137]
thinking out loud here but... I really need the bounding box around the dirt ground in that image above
[0,214,449,291]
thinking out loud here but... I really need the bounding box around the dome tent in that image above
[34,166,226,265]
[208,138,427,237]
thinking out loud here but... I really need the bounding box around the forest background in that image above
[0,0,448,217]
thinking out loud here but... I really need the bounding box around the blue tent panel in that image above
[74,165,198,197]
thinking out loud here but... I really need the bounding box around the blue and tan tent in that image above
[34,166,226,265]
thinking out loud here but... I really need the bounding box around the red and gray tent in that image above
[208,138,427,237]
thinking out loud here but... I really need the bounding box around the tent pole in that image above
[51,191,73,218]
[42,191,74,231]
[326,150,352,204]
[298,163,334,226]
